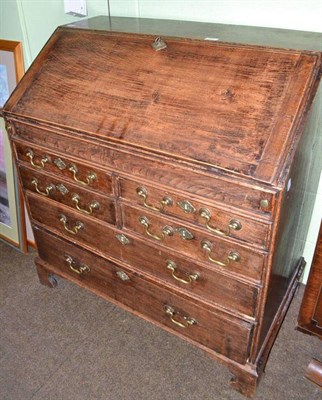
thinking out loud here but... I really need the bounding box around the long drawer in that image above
[34,226,253,365]
[27,192,259,318]
[121,204,266,281]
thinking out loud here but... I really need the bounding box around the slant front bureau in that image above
[3,16,322,397]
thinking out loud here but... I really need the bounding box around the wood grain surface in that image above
[6,29,322,185]
[34,227,253,365]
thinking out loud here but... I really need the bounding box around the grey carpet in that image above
[0,240,321,400]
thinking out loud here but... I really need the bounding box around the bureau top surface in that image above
[4,25,321,186]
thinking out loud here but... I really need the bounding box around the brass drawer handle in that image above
[139,216,174,241]
[68,163,97,186]
[201,240,240,267]
[166,260,199,285]
[26,149,50,169]
[71,193,100,215]
[164,305,197,328]
[31,178,55,197]
[199,208,242,237]
[136,187,173,212]
[65,255,90,275]
[59,214,84,235]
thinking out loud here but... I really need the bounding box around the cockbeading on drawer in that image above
[34,227,254,365]
[28,193,261,319]
[19,166,113,222]
[120,178,271,249]
[121,204,267,282]
[13,140,113,194]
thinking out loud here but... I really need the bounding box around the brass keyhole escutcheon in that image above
[115,233,131,246]
[152,37,167,51]
[116,270,130,281]
[177,200,196,214]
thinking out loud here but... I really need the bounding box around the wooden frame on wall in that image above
[0,39,27,252]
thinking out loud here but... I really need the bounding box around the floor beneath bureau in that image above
[1,240,321,400]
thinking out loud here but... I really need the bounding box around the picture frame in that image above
[0,39,27,251]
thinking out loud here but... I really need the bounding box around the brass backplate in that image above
[177,200,196,214]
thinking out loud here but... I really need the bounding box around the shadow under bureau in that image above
[3,16,322,397]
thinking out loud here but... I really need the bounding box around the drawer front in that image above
[20,166,113,222]
[112,231,259,318]
[120,178,270,249]
[27,191,116,231]
[34,227,253,365]
[14,141,112,194]
[121,204,266,281]
[11,123,276,216]
[27,193,259,317]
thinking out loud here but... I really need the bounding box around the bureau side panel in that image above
[255,82,322,358]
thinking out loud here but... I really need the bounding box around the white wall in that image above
[2,1,321,67]
[110,0,322,33]
[1,0,111,65]
[302,172,322,282]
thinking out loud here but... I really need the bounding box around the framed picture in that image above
[0,40,27,251]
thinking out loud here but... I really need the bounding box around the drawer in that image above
[27,191,116,231]
[112,231,259,318]
[120,178,270,249]
[14,141,112,194]
[20,166,114,222]
[26,193,259,317]
[121,204,266,281]
[34,227,253,365]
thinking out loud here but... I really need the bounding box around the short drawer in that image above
[14,141,112,194]
[121,204,266,281]
[20,166,114,222]
[27,191,116,232]
[120,178,270,249]
[26,193,259,317]
[34,227,253,365]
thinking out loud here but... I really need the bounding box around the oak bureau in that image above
[3,16,322,397]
